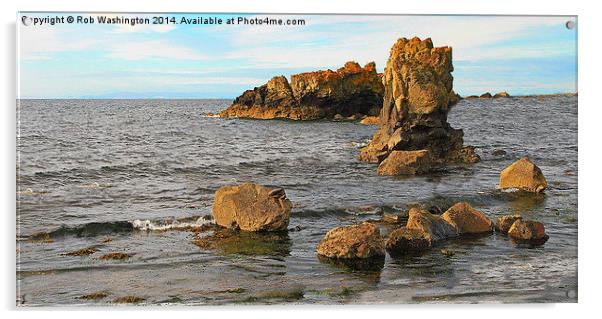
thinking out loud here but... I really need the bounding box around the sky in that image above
[18,13,577,99]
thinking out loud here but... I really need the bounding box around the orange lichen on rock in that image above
[220,61,384,120]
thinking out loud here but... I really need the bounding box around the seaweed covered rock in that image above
[385,227,432,254]
[499,156,548,193]
[376,150,432,175]
[316,222,385,259]
[507,219,548,243]
[212,182,292,232]
[220,61,384,120]
[441,202,494,234]
[406,207,457,242]
[358,37,479,168]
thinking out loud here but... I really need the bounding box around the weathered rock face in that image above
[220,61,384,120]
[495,215,523,233]
[212,182,292,232]
[358,37,479,167]
[508,219,548,242]
[376,150,432,175]
[316,222,385,259]
[441,202,494,234]
[386,227,432,254]
[406,207,458,241]
[499,156,548,193]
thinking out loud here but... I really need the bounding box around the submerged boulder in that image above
[212,182,292,232]
[386,227,432,254]
[499,156,548,193]
[376,150,432,175]
[406,207,457,242]
[495,215,523,233]
[441,202,494,234]
[358,37,479,168]
[220,61,384,120]
[507,219,548,243]
[316,222,385,259]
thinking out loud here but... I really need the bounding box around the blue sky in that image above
[18,14,577,99]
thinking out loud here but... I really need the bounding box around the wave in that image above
[24,215,214,240]
[131,216,213,231]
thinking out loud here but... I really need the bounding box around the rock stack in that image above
[358,37,479,174]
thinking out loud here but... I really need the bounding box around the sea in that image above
[16,95,578,305]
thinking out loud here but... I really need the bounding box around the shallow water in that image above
[16,96,578,305]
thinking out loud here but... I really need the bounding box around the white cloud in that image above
[18,25,98,60]
[105,40,206,60]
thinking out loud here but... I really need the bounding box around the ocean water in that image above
[16,96,578,305]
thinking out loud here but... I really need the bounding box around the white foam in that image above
[131,216,213,231]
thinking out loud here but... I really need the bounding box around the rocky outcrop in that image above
[441,202,494,234]
[376,150,432,175]
[495,215,523,233]
[499,156,548,193]
[406,207,458,242]
[507,219,548,243]
[494,91,511,98]
[480,92,493,98]
[220,61,384,120]
[360,116,380,125]
[212,182,292,231]
[358,37,479,169]
[316,222,385,259]
[386,227,432,254]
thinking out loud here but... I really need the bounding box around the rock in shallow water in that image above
[508,219,548,242]
[376,150,432,175]
[385,227,432,254]
[406,207,458,242]
[316,222,385,259]
[441,202,493,234]
[212,182,292,232]
[495,215,523,233]
[499,156,548,193]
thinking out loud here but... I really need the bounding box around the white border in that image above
[2,0,600,318]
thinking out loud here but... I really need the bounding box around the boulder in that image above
[406,207,457,241]
[316,222,385,259]
[494,91,511,98]
[386,227,432,254]
[212,182,292,232]
[507,219,548,242]
[499,156,548,192]
[220,61,384,120]
[441,202,494,234]
[480,92,493,98]
[376,150,432,175]
[495,215,523,233]
[360,116,380,125]
[358,37,479,167]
